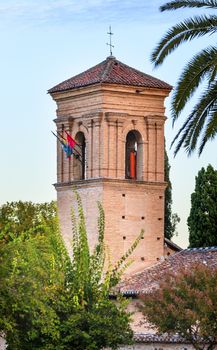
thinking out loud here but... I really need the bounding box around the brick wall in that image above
[56,178,165,275]
[53,80,169,276]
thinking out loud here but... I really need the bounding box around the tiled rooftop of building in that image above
[134,333,189,344]
[118,246,217,295]
[48,56,172,93]
[164,237,182,252]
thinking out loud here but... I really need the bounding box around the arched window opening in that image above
[125,130,143,180]
[73,132,86,180]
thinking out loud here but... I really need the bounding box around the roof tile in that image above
[49,56,172,93]
[134,333,190,344]
[118,247,217,294]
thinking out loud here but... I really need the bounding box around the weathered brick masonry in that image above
[49,55,171,275]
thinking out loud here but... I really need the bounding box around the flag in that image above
[65,131,76,149]
[64,131,82,158]
[51,131,73,159]
[62,143,73,158]
[51,131,82,161]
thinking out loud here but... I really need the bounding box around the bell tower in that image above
[49,56,172,275]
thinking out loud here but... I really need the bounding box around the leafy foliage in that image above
[0,200,57,243]
[188,164,217,247]
[0,193,143,349]
[141,264,217,350]
[0,221,68,350]
[151,0,217,155]
[160,0,217,11]
[69,191,143,309]
[164,146,180,239]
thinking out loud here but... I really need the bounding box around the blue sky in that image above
[1,0,216,248]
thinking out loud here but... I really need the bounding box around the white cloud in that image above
[0,0,163,25]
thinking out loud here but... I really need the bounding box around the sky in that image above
[0,0,216,248]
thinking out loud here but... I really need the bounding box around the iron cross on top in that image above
[107,26,114,56]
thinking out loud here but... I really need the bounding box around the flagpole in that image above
[51,131,82,163]
[56,130,82,158]
[65,130,83,150]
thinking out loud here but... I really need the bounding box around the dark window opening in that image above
[74,132,86,180]
[125,130,143,180]
[125,131,137,179]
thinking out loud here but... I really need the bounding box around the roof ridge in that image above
[184,246,217,252]
[134,332,190,344]
[101,56,114,81]
[164,237,182,251]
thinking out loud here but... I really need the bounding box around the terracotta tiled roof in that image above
[134,333,189,344]
[48,56,172,93]
[164,237,182,252]
[118,247,217,295]
[134,333,214,345]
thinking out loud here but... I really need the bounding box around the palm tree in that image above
[151,0,217,156]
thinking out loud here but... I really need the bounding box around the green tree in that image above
[188,164,217,247]
[141,264,217,350]
[152,0,217,155]
[0,193,142,349]
[0,201,57,243]
[164,146,180,239]
[0,222,68,350]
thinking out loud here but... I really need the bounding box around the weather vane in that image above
[107,26,114,56]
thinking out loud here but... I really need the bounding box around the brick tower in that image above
[49,56,172,275]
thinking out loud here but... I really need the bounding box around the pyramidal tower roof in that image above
[49,56,172,93]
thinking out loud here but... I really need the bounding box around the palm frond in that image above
[171,82,217,155]
[170,112,195,151]
[183,82,217,153]
[199,105,217,153]
[209,63,217,83]
[160,0,217,12]
[171,46,217,122]
[151,15,217,66]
